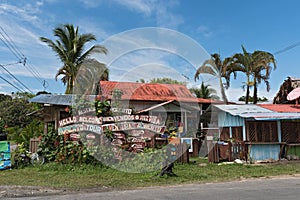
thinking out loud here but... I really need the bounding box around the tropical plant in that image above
[0,92,38,128]
[232,46,276,104]
[7,119,43,149]
[238,96,268,102]
[40,24,107,94]
[252,52,276,104]
[190,82,219,100]
[150,77,185,85]
[194,53,236,103]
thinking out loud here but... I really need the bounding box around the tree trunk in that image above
[219,77,228,104]
[245,85,250,104]
[253,79,258,104]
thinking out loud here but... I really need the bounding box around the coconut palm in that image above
[194,53,236,103]
[232,46,276,104]
[190,82,220,100]
[40,24,107,94]
[252,51,276,104]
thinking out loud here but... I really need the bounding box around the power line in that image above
[0,75,26,92]
[23,62,45,84]
[0,26,25,61]
[0,64,33,93]
[0,26,47,91]
[274,41,300,55]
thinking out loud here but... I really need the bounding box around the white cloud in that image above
[0,3,41,25]
[79,0,103,8]
[112,0,183,29]
[197,25,214,38]
[113,0,155,16]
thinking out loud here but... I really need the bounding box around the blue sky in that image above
[1,0,300,102]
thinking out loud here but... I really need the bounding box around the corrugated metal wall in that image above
[218,112,244,127]
[249,144,280,161]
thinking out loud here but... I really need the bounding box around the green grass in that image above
[1,158,300,191]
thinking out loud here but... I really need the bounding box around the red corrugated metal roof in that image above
[258,104,300,113]
[198,98,225,104]
[100,81,199,102]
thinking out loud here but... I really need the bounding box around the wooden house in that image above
[208,104,300,162]
[30,81,212,138]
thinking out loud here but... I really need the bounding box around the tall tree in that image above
[252,51,276,104]
[194,53,236,104]
[150,77,185,85]
[190,82,219,100]
[40,24,107,94]
[232,46,276,104]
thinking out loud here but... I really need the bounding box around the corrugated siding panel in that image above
[249,144,280,161]
[218,112,244,127]
[287,146,300,157]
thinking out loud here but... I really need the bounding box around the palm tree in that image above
[190,82,219,100]
[40,24,107,94]
[231,46,253,104]
[232,46,276,104]
[194,53,236,104]
[252,51,276,104]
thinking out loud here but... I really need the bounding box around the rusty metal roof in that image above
[30,82,216,105]
[100,81,198,102]
[258,104,300,113]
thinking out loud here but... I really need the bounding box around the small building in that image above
[30,81,209,138]
[208,104,300,162]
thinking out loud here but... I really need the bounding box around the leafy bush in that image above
[39,130,99,164]
[6,119,43,149]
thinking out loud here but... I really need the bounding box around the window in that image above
[246,121,278,142]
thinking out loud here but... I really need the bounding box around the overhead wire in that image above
[0,26,24,62]
[0,64,33,93]
[0,75,26,92]
[0,26,47,92]
[274,41,300,55]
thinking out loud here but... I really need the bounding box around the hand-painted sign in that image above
[111,107,132,115]
[58,115,162,127]
[102,122,165,134]
[58,121,165,135]
[58,124,102,135]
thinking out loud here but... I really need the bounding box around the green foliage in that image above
[0,92,42,150]
[7,119,43,149]
[136,77,185,85]
[38,129,58,162]
[0,118,5,133]
[231,45,276,104]
[95,99,111,117]
[150,77,185,85]
[195,53,235,103]
[39,130,98,164]
[238,96,268,102]
[11,142,31,168]
[189,82,220,100]
[40,24,107,94]
[55,139,95,164]
[0,93,12,102]
[1,159,300,190]
[0,93,38,128]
